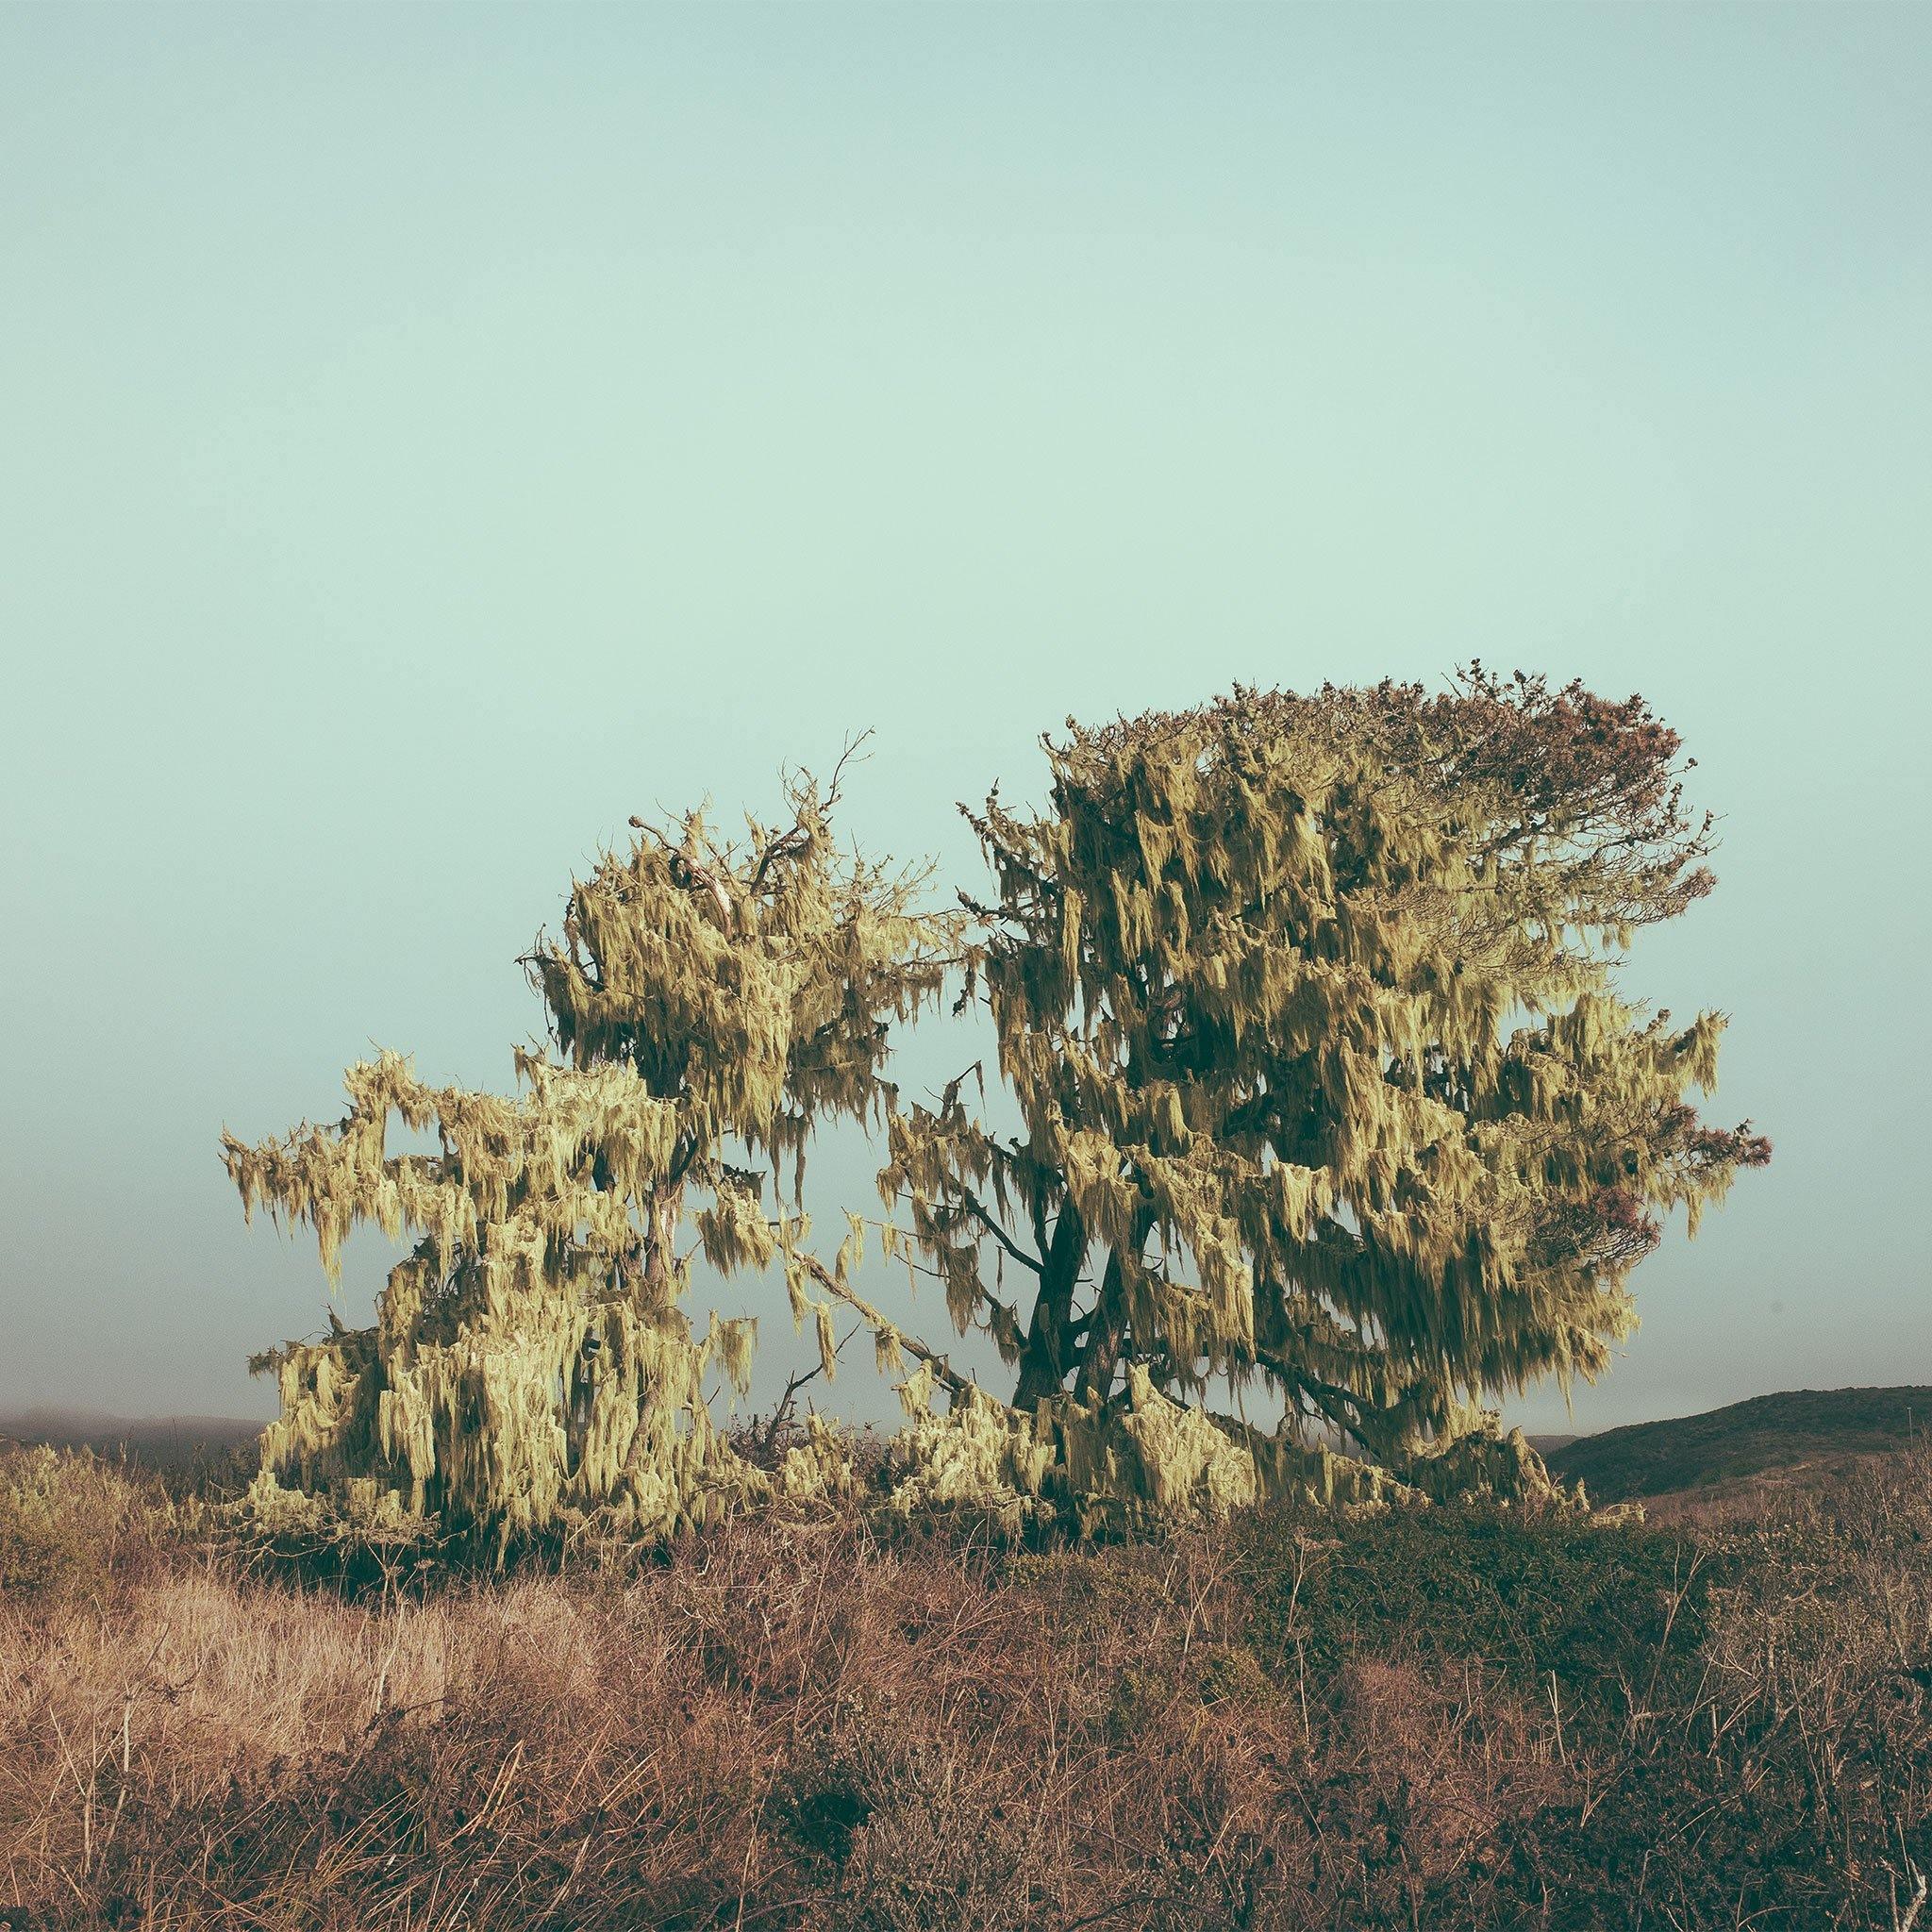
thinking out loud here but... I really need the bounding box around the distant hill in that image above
[7,1391,1927,1499]
[1548,1386,1932,1505]
[0,1409,264,1471]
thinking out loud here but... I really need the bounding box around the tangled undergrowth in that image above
[2,1441,1929,1930]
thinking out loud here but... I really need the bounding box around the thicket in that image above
[0,1446,169,1604]
[2,1440,1928,1930]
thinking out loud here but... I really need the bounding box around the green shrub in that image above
[1238,1499,1737,1740]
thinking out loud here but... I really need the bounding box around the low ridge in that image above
[1548,1386,1932,1504]
[0,1409,266,1471]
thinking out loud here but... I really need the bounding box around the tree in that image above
[225,675,1769,1551]
[883,672,1769,1511]
[222,753,958,1555]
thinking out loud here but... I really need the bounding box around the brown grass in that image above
[2,1445,1929,1930]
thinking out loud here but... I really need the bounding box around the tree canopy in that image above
[223,756,958,1553]
[223,675,1768,1551]
[885,671,1769,1511]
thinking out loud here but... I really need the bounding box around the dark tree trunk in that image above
[1012,1204,1086,1406]
[1073,1248,1129,1405]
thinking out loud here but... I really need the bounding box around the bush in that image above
[1239,1498,1732,1741]
[0,1444,168,1604]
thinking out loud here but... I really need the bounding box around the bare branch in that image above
[791,1251,969,1397]
[954,1184,1044,1275]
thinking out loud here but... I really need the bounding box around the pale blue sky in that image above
[1,4,1925,1432]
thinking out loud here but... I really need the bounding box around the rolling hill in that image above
[1547,1386,1932,1505]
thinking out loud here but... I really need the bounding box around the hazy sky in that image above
[2,4,1926,1434]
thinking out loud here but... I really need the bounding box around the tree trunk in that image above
[1073,1249,1129,1405]
[1012,1205,1086,1406]
[640,1184,682,1303]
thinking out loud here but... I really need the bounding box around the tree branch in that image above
[955,1185,1043,1275]
[791,1251,970,1397]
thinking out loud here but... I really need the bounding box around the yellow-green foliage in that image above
[0,1446,166,1602]
[778,1414,860,1501]
[884,675,1768,1497]
[223,687,1764,1552]
[887,1374,1059,1529]
[886,1360,1441,1536]
[223,764,957,1555]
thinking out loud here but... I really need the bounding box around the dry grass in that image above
[3,1444,1930,1930]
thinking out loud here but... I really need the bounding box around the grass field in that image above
[4,1415,1931,1931]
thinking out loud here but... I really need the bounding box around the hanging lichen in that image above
[225,678,1770,1553]
[223,751,959,1557]
[880,671,1771,1506]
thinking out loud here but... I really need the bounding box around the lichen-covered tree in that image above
[222,754,958,1555]
[882,672,1770,1517]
